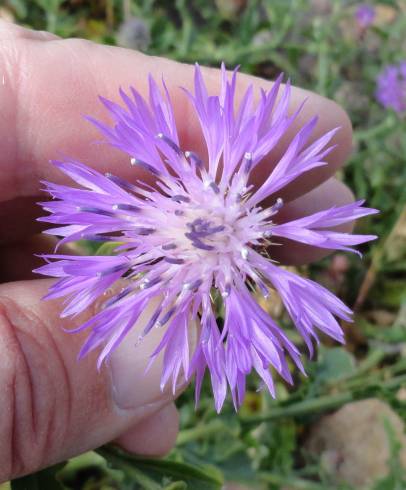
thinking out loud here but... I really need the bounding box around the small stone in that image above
[305,399,406,488]
[116,17,150,51]
[252,30,273,47]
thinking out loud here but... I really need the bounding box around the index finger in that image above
[0,22,352,239]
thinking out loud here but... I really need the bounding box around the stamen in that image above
[78,206,116,217]
[105,173,139,193]
[133,227,155,235]
[80,234,118,242]
[209,181,220,194]
[256,279,269,298]
[156,133,182,156]
[140,276,162,289]
[164,257,185,265]
[271,197,284,213]
[103,287,133,308]
[130,157,161,176]
[186,219,224,238]
[183,279,203,291]
[243,152,253,174]
[190,239,215,251]
[96,264,127,277]
[222,283,232,298]
[112,203,140,212]
[187,218,203,227]
[208,225,226,234]
[171,195,190,203]
[142,307,163,336]
[184,150,203,168]
[157,307,176,327]
[241,247,249,260]
[162,243,177,250]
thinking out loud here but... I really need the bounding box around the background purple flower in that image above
[375,61,406,113]
[355,4,375,29]
[36,64,377,411]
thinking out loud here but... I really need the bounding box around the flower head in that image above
[36,64,377,411]
[355,4,375,29]
[375,61,406,114]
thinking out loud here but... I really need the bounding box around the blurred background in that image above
[1,0,406,489]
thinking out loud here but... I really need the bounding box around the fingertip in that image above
[323,96,353,165]
[277,178,355,223]
[272,178,356,265]
[114,402,179,456]
[276,90,353,201]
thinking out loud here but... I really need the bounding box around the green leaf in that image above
[97,446,224,490]
[95,242,123,256]
[314,347,356,384]
[11,463,67,490]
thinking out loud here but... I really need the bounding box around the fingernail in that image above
[108,297,198,410]
[108,297,168,410]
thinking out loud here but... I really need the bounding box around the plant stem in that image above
[260,472,325,489]
[177,419,227,446]
[240,374,406,424]
[241,391,353,424]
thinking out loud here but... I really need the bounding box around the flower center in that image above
[185,218,226,251]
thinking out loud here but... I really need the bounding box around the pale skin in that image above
[0,20,355,481]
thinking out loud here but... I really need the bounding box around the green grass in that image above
[3,0,406,488]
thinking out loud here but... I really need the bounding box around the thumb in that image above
[0,278,182,482]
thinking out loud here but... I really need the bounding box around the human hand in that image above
[0,20,354,482]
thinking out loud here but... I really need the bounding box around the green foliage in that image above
[96,447,224,490]
[312,347,357,385]
[4,0,406,488]
[9,450,223,490]
[11,463,66,490]
[95,241,124,256]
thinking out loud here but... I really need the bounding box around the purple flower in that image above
[36,65,377,411]
[376,61,406,114]
[355,4,375,29]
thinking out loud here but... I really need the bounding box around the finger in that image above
[0,28,351,234]
[0,19,59,41]
[0,232,83,283]
[0,279,189,482]
[114,402,179,456]
[270,178,355,265]
[0,196,44,245]
[0,234,59,282]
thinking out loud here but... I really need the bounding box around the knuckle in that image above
[0,20,24,40]
[0,296,71,481]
